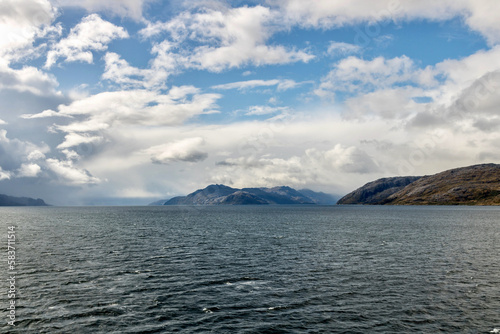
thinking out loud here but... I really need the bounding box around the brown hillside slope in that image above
[386,164,500,205]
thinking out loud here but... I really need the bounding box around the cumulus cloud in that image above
[395,47,500,130]
[140,5,314,71]
[0,1,62,97]
[0,0,57,61]
[0,120,100,189]
[0,129,50,171]
[316,46,500,128]
[459,1,500,46]
[45,14,129,68]
[0,62,60,96]
[46,158,101,185]
[21,86,221,167]
[17,163,42,177]
[102,52,157,88]
[0,167,11,181]
[144,137,208,164]
[57,133,103,149]
[277,0,500,45]
[102,43,180,89]
[25,86,220,129]
[0,130,97,187]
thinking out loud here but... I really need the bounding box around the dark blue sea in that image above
[1,205,499,333]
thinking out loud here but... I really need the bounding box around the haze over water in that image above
[1,205,499,333]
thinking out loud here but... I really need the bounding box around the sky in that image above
[1,0,500,205]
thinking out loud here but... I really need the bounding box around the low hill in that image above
[338,164,500,205]
[387,164,500,205]
[0,194,49,206]
[337,176,421,204]
[151,185,336,205]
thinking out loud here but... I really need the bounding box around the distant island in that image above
[150,184,338,205]
[338,163,500,205]
[0,194,49,206]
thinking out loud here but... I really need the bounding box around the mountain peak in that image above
[157,185,337,205]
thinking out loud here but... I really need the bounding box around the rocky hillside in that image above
[0,194,48,206]
[387,164,500,205]
[152,184,336,205]
[337,176,421,204]
[338,164,500,205]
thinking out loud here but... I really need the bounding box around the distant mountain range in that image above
[150,184,338,205]
[0,194,48,206]
[338,163,500,205]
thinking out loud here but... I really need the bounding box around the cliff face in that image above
[159,185,334,205]
[338,164,500,205]
[337,176,421,204]
[0,194,48,206]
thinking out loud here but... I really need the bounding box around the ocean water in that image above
[1,205,499,333]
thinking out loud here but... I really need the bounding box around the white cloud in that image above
[17,163,42,177]
[102,44,179,89]
[0,129,51,181]
[46,158,101,185]
[27,150,47,161]
[278,0,456,28]
[316,46,500,127]
[144,137,208,164]
[102,52,156,88]
[0,167,11,181]
[343,86,427,120]
[0,0,57,61]
[21,109,71,119]
[396,46,500,130]
[0,130,50,161]
[306,144,379,174]
[0,129,8,143]
[45,14,129,68]
[327,41,361,56]
[277,0,500,45]
[433,45,500,104]
[24,87,221,159]
[212,79,299,91]
[57,133,103,149]
[460,0,500,45]
[316,55,418,97]
[140,6,314,72]
[213,143,379,189]
[0,62,60,96]
[245,105,290,116]
[0,119,6,125]
[28,87,220,127]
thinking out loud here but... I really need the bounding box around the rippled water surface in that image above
[1,205,500,333]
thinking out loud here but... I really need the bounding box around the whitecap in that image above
[202,307,220,313]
